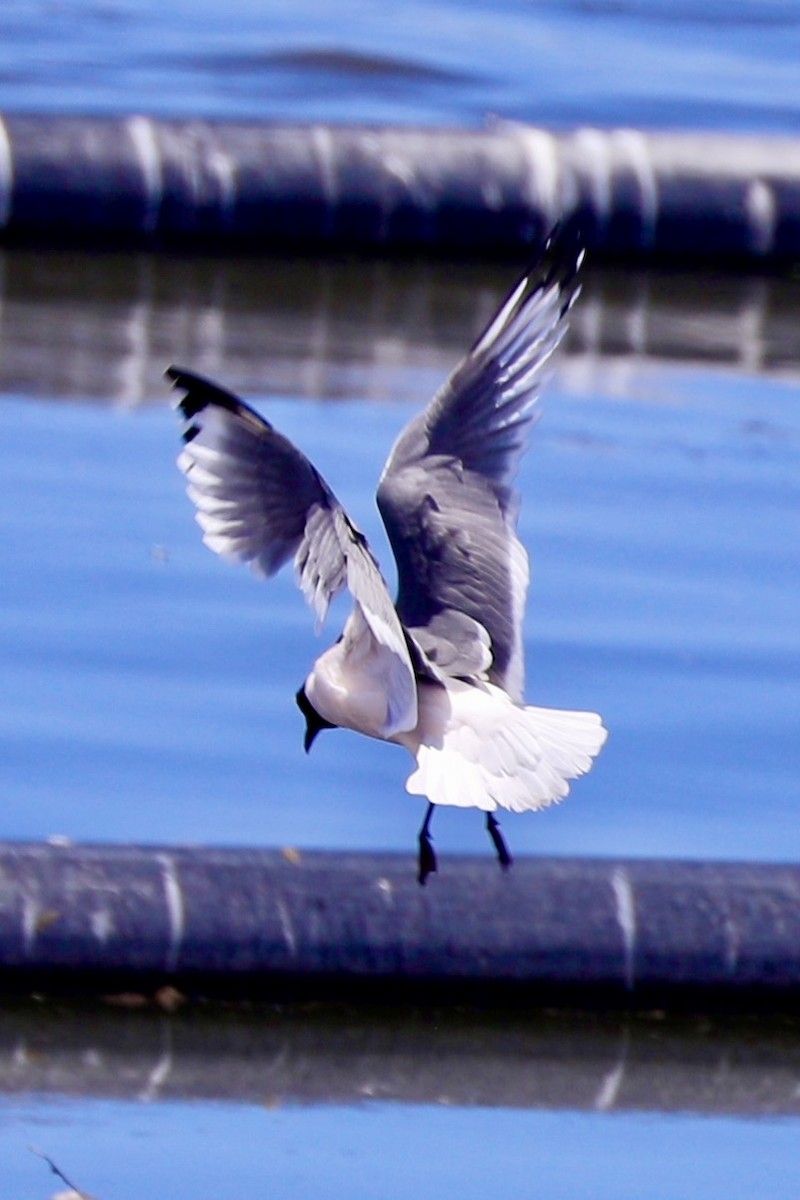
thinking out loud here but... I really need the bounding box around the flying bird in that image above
[167,224,607,884]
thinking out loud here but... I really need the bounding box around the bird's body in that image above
[168,224,607,882]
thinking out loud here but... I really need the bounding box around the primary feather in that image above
[169,365,417,736]
[377,222,584,701]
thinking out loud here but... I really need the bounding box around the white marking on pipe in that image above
[157,853,185,973]
[311,124,337,237]
[745,178,776,256]
[375,877,394,907]
[276,897,297,957]
[208,147,236,225]
[509,124,562,227]
[723,914,740,976]
[45,834,72,848]
[90,907,114,944]
[481,177,504,211]
[21,895,39,955]
[0,115,13,227]
[127,115,163,234]
[573,127,613,231]
[383,150,417,192]
[611,866,637,991]
[380,148,433,240]
[613,128,659,249]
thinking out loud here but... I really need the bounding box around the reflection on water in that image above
[2,249,800,405]
[2,1000,800,1117]
[2,1003,800,1200]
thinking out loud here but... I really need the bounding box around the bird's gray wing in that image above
[376,223,583,701]
[168,366,417,733]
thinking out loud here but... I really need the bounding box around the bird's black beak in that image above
[295,686,336,753]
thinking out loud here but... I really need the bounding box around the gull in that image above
[167,224,607,884]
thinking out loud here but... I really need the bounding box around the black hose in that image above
[1,841,799,1009]
[2,114,800,263]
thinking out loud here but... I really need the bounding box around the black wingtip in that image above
[465,214,585,364]
[537,212,586,294]
[165,364,245,419]
[545,210,586,253]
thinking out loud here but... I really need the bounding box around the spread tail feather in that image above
[403,680,607,813]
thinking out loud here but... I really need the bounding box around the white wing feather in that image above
[168,366,417,731]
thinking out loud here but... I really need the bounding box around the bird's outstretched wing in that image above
[168,366,417,731]
[377,222,583,701]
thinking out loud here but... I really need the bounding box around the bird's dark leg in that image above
[418,802,438,885]
[486,812,513,871]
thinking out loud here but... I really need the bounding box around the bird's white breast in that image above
[304,604,416,740]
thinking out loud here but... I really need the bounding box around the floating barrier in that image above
[2,114,800,263]
[1,841,799,1009]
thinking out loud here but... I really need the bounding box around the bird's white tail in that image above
[402,680,607,813]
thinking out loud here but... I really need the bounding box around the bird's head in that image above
[295,685,336,753]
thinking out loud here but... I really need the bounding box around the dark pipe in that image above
[2,115,800,263]
[1,841,800,1009]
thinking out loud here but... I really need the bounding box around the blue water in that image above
[1,0,800,132]
[3,1097,798,1200]
[1,338,798,864]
